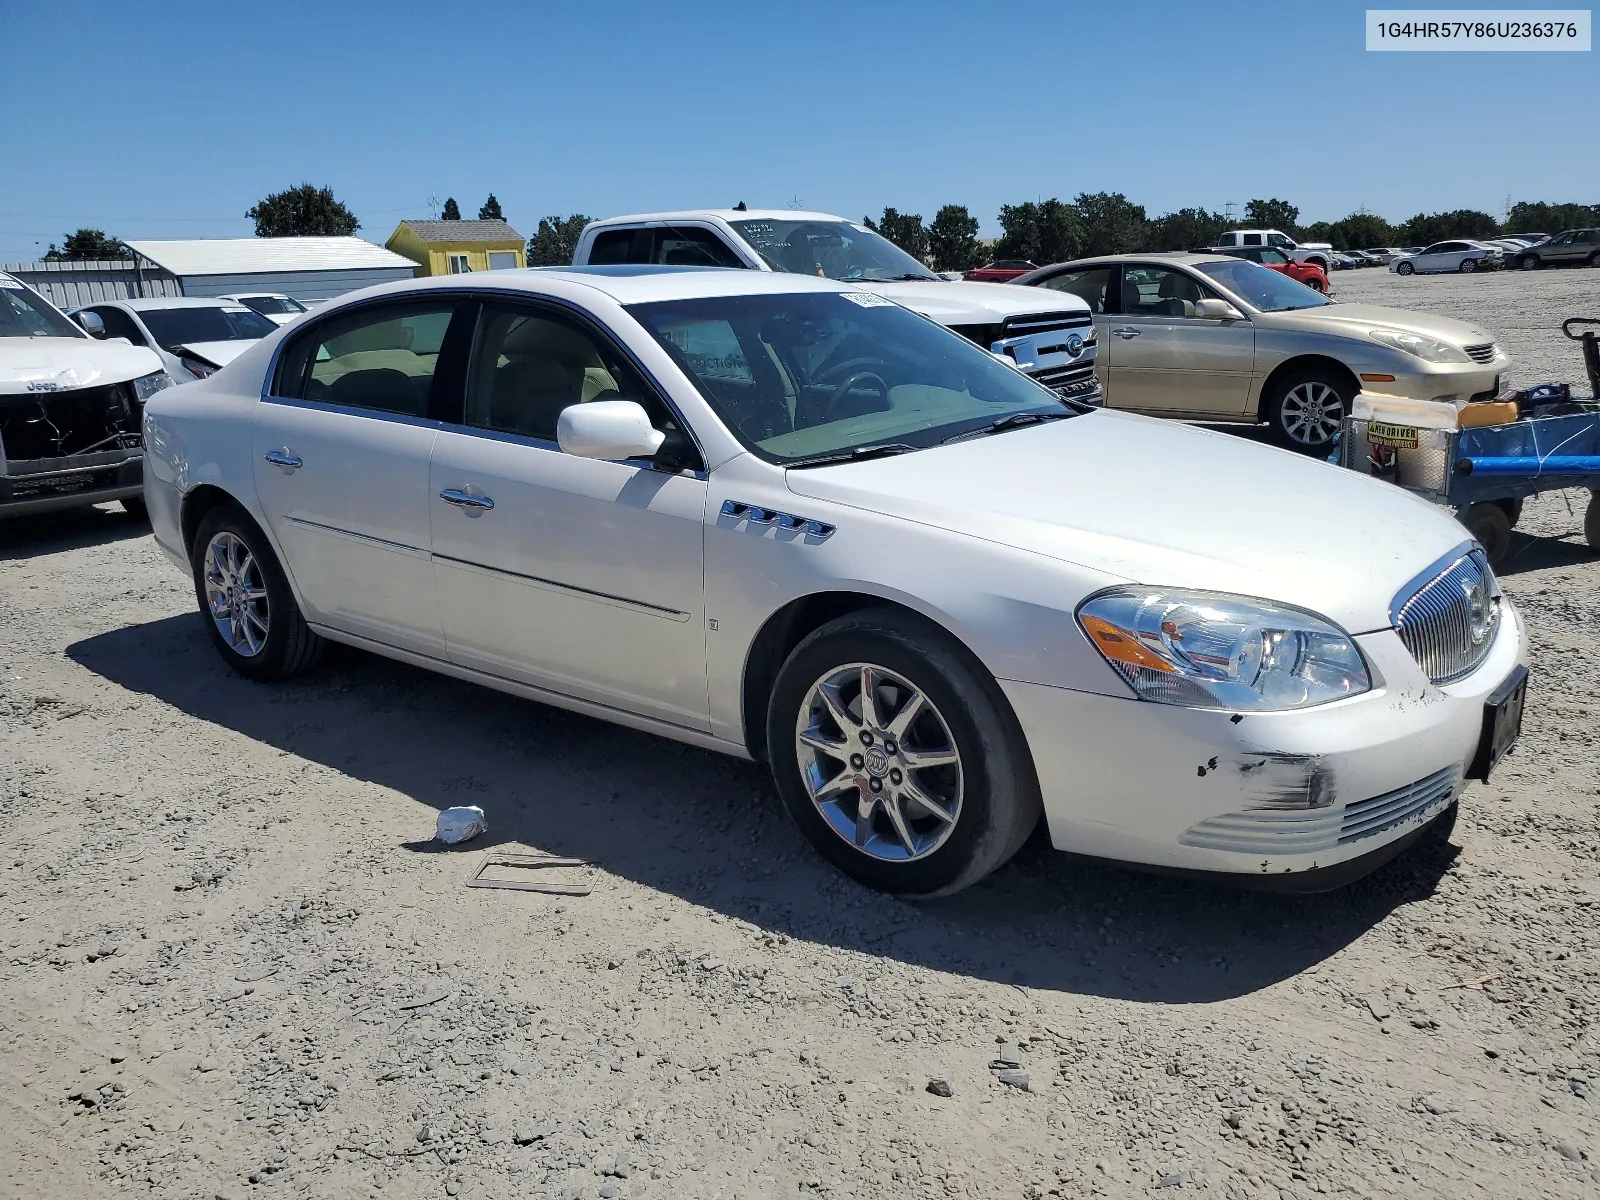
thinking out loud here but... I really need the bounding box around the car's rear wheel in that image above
[120,496,148,521]
[1585,492,1600,551]
[766,607,1040,897]
[1305,276,1326,293]
[1396,260,1415,276]
[191,502,324,681]
[1266,368,1351,453]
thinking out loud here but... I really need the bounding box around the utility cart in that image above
[1338,317,1600,567]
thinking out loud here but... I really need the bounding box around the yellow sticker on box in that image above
[1367,420,1420,449]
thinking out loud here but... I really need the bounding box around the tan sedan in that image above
[1014,253,1509,451]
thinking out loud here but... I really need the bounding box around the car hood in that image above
[784,412,1470,634]
[1259,302,1496,348]
[0,336,164,395]
[853,279,1089,326]
[172,340,260,368]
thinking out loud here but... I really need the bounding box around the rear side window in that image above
[587,228,652,265]
[1242,233,1262,246]
[274,302,458,417]
[1039,266,1113,313]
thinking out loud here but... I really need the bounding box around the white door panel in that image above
[251,401,443,654]
[429,429,710,730]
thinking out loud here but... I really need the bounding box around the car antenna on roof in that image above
[733,201,747,211]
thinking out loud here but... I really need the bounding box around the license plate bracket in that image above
[1468,665,1526,781]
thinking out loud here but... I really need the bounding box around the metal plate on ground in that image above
[466,853,594,895]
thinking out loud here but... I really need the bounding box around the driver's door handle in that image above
[1111,327,1141,339]
[263,449,303,469]
[439,488,494,511]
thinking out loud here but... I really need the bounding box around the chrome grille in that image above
[1338,767,1457,844]
[1035,361,1097,389]
[1001,310,1093,337]
[1392,549,1500,684]
[1463,342,1496,364]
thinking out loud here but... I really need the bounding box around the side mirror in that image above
[557,400,666,462]
[76,311,107,338]
[1194,298,1245,321]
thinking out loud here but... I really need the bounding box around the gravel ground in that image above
[2,266,1598,1200]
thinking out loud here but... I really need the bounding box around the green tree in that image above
[995,200,1082,265]
[994,202,1042,262]
[1395,209,1499,245]
[1301,221,1335,245]
[1073,191,1148,256]
[874,208,929,261]
[477,194,504,221]
[441,197,461,221]
[927,205,982,272]
[1505,200,1600,235]
[246,184,360,237]
[1245,198,1300,233]
[1148,207,1228,251]
[527,214,592,266]
[1324,213,1396,250]
[43,229,130,261]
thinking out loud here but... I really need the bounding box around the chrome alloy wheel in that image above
[1279,381,1345,446]
[794,663,963,862]
[202,531,270,657]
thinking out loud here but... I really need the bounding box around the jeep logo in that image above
[26,380,60,392]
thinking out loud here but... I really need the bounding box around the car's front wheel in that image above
[766,608,1041,897]
[191,502,325,681]
[1266,368,1351,453]
[1518,254,1540,271]
[1396,260,1415,276]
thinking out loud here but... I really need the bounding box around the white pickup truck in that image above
[1215,230,1333,273]
[571,209,1101,403]
[1,271,171,518]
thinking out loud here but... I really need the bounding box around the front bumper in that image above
[0,450,143,518]
[1001,600,1524,883]
[1366,360,1506,404]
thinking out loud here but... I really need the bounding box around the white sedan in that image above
[71,297,280,383]
[1390,240,1504,275]
[142,268,1527,896]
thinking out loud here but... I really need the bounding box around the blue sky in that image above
[1,0,1594,260]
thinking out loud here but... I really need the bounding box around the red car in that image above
[1211,246,1328,292]
[963,259,1038,283]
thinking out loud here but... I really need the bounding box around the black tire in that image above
[1495,497,1523,527]
[190,501,324,681]
[1589,252,1600,269]
[120,496,148,521]
[1264,366,1353,454]
[1396,260,1415,276]
[1460,257,1478,274]
[1517,254,1539,271]
[1585,492,1600,552]
[765,607,1041,897]
[1461,503,1512,568]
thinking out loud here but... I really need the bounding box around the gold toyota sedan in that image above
[1014,253,1509,452]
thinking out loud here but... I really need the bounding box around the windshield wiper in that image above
[941,411,1072,444]
[862,272,939,282]
[785,443,922,468]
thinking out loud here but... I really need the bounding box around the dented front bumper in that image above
[1000,600,1525,883]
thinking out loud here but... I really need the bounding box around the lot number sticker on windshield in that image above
[840,292,895,307]
[0,275,24,289]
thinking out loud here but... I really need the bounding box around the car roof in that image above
[1024,252,1237,272]
[220,291,289,299]
[584,209,857,229]
[82,296,258,312]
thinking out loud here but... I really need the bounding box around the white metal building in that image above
[124,237,417,305]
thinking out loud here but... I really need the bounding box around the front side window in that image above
[1194,259,1329,312]
[727,218,937,282]
[275,302,457,417]
[95,307,148,345]
[627,292,1076,465]
[1258,248,1289,264]
[462,303,680,445]
[138,305,277,349]
[1120,266,1214,317]
[0,278,85,339]
[1266,233,1289,247]
[1039,266,1113,313]
[654,227,745,268]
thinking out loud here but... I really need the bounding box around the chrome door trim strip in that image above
[283,516,429,558]
[430,552,691,622]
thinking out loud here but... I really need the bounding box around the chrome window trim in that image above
[255,394,445,434]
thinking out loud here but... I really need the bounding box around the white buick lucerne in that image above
[141,266,1527,896]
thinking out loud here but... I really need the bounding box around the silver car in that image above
[1015,253,1508,451]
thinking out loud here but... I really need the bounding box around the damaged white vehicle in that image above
[143,268,1526,895]
[1,272,170,518]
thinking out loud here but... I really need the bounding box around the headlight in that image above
[179,357,217,379]
[131,371,172,401]
[1368,328,1471,364]
[1077,589,1370,711]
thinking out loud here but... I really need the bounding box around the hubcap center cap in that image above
[864,745,891,778]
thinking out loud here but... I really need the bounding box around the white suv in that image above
[1215,229,1333,273]
[572,210,1101,403]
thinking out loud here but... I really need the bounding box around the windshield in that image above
[728,218,938,283]
[0,278,83,339]
[1194,259,1330,312]
[237,295,306,315]
[139,305,278,349]
[627,291,1077,465]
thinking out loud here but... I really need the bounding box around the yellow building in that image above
[385,219,526,276]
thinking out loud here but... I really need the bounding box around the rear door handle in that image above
[1111,327,1141,339]
[263,449,303,469]
[439,488,494,511]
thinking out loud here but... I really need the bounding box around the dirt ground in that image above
[2,266,1598,1200]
